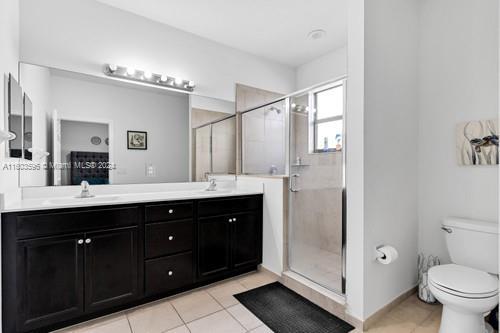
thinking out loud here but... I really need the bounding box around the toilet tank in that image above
[443,217,498,274]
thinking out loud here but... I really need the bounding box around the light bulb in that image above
[174,77,183,85]
[160,75,168,82]
[187,80,195,88]
[143,71,152,79]
[108,64,117,72]
[126,67,136,76]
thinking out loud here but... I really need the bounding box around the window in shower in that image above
[312,81,345,153]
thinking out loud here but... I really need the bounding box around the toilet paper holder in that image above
[375,246,388,260]
[374,245,399,264]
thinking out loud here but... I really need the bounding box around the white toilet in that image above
[428,217,499,333]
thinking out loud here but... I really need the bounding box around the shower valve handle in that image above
[290,174,300,192]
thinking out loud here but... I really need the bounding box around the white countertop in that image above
[1,187,263,213]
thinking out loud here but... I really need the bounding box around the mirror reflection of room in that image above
[16,63,239,186]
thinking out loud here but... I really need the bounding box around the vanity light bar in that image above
[103,64,195,92]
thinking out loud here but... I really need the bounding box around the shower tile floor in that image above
[289,242,343,292]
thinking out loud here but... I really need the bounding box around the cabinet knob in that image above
[228,218,233,222]
[168,209,174,214]
[168,236,174,241]
[85,238,91,244]
[168,271,173,276]
[233,217,237,221]
[77,239,84,245]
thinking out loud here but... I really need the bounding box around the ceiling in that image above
[95,0,348,67]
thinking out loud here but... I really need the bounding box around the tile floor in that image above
[54,270,279,333]
[352,293,443,333]
[55,270,448,333]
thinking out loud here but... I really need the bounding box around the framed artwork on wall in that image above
[127,130,147,150]
[456,119,498,166]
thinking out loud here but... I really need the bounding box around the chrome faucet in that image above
[78,180,94,198]
[206,178,217,191]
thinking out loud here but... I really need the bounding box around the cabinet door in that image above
[232,212,261,268]
[198,216,231,278]
[84,227,138,313]
[17,234,84,332]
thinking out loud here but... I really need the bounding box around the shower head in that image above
[267,106,282,115]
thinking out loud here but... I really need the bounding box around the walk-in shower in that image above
[288,79,346,294]
[241,78,347,294]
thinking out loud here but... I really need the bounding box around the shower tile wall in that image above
[194,125,211,181]
[242,102,286,175]
[192,109,236,180]
[235,84,284,174]
[291,112,343,254]
[212,118,236,174]
[289,102,343,292]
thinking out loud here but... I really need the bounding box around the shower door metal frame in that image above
[286,76,348,295]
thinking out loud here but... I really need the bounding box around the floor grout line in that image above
[206,288,248,331]
[124,313,134,333]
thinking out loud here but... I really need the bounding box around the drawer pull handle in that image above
[168,236,174,241]
[168,271,173,276]
[168,209,174,214]
[85,238,91,244]
[77,239,84,245]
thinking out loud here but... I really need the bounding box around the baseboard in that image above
[363,285,418,330]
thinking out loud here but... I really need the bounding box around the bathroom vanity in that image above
[1,192,263,333]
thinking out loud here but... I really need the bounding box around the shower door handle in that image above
[290,174,300,192]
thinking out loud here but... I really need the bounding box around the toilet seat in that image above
[428,264,498,299]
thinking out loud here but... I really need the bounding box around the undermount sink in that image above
[43,195,121,206]
[197,189,234,195]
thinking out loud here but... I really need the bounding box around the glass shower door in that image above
[288,80,346,293]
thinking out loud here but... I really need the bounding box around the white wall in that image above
[237,176,285,276]
[190,95,235,115]
[0,0,20,195]
[363,0,419,319]
[19,0,296,103]
[344,0,365,321]
[50,72,190,184]
[295,46,347,90]
[417,0,499,261]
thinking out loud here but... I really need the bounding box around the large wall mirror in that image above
[17,63,236,187]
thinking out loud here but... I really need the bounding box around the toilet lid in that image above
[429,264,498,297]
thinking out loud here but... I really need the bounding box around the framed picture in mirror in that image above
[127,130,147,150]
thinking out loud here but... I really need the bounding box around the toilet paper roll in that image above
[376,245,399,265]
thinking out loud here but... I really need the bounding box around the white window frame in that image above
[308,79,346,153]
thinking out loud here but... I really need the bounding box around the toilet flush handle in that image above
[441,226,453,233]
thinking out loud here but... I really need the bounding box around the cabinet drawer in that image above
[145,202,193,223]
[145,220,193,258]
[145,252,193,296]
[15,207,140,239]
[198,196,262,217]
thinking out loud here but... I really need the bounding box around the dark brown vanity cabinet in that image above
[2,195,263,333]
[84,227,139,313]
[198,197,263,280]
[16,234,85,331]
[15,227,139,331]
